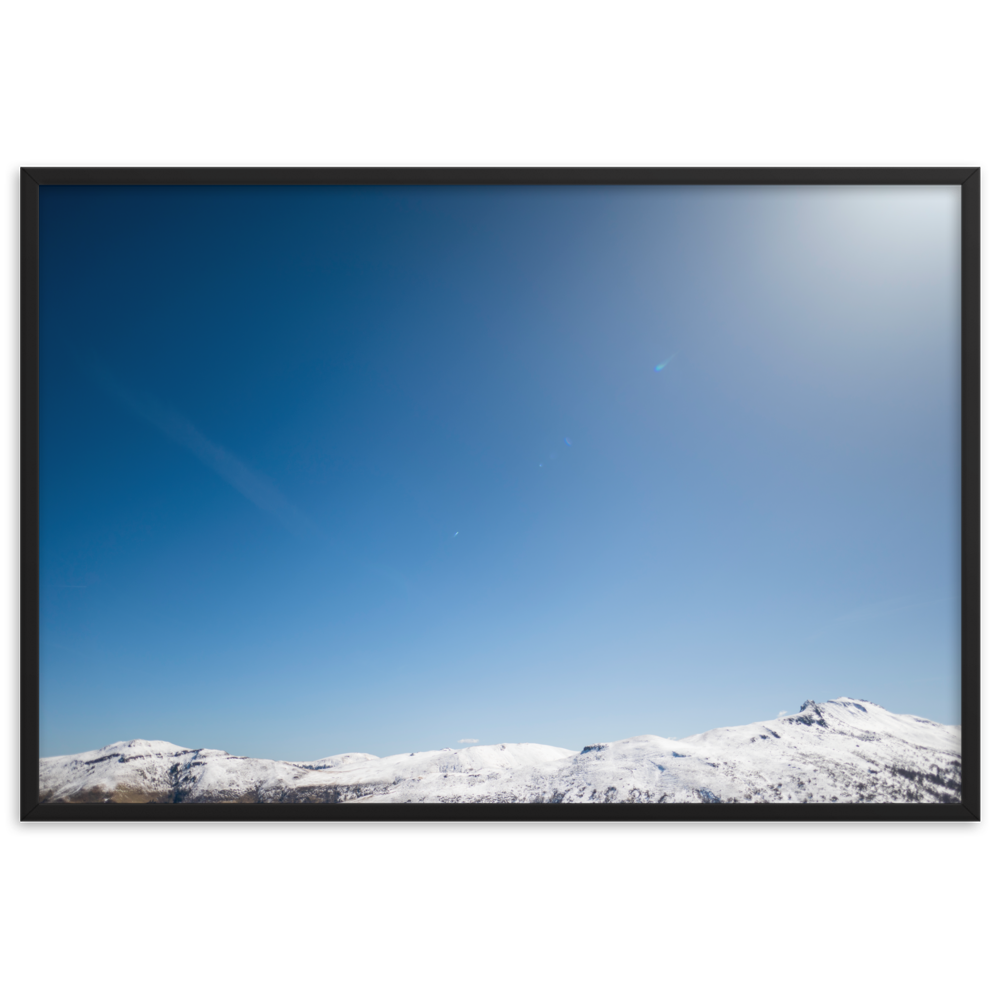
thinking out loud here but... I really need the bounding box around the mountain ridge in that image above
[38,697,961,805]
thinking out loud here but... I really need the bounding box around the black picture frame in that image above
[20,166,981,823]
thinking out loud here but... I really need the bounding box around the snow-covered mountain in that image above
[38,698,961,805]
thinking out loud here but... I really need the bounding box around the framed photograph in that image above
[21,167,980,822]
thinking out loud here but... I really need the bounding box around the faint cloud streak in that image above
[833,596,923,625]
[806,596,946,642]
[92,366,314,535]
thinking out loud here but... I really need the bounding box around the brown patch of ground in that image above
[42,785,174,804]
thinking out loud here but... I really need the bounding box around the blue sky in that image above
[38,184,961,760]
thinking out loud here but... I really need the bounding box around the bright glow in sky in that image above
[38,184,961,759]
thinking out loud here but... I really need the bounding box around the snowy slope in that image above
[38,698,961,805]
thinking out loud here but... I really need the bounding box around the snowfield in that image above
[38,698,961,805]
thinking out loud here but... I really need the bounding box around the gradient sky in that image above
[38,183,961,760]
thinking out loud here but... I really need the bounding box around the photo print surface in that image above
[36,182,963,807]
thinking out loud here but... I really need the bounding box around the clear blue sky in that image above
[38,183,961,760]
